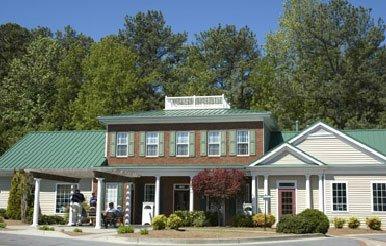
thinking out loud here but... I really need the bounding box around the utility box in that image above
[142,202,154,225]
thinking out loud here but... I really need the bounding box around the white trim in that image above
[237,129,250,157]
[289,122,386,163]
[54,182,79,214]
[370,181,386,213]
[144,183,155,202]
[116,132,128,158]
[146,131,159,157]
[250,143,325,166]
[173,183,190,212]
[208,130,221,157]
[276,179,297,218]
[176,131,190,157]
[330,181,349,213]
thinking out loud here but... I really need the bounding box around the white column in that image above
[95,177,104,229]
[31,178,41,227]
[67,184,75,226]
[251,175,257,214]
[125,182,133,225]
[305,175,311,209]
[154,176,161,216]
[263,175,269,212]
[318,174,324,212]
[189,176,194,212]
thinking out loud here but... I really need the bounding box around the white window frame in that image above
[237,130,249,156]
[55,183,79,214]
[371,181,386,213]
[105,182,119,209]
[144,183,155,202]
[116,132,128,157]
[146,131,159,157]
[176,131,189,157]
[331,181,349,213]
[208,131,221,157]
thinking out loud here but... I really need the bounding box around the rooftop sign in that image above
[165,95,231,110]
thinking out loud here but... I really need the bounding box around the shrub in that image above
[0,223,6,229]
[39,215,66,225]
[73,228,82,233]
[26,207,34,224]
[204,211,218,226]
[333,217,346,229]
[38,225,55,231]
[347,217,360,229]
[152,215,167,230]
[277,209,329,234]
[0,216,4,223]
[140,228,149,235]
[167,213,183,230]
[232,214,253,227]
[0,209,8,219]
[366,216,382,230]
[192,212,206,227]
[298,209,329,234]
[252,213,276,228]
[117,225,134,234]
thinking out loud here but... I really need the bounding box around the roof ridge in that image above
[28,130,105,134]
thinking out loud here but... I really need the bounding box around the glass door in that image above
[278,189,295,218]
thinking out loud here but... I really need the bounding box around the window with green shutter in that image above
[109,132,116,157]
[249,130,256,156]
[128,132,134,156]
[200,131,207,156]
[228,130,237,156]
[139,132,146,156]
[169,131,176,156]
[159,131,164,157]
[189,131,195,157]
[221,130,227,156]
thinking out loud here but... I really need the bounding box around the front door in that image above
[278,189,295,218]
[174,184,189,211]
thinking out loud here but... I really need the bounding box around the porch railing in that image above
[164,95,230,110]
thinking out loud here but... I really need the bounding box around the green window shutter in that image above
[169,131,176,157]
[128,132,134,156]
[221,130,227,156]
[189,131,195,157]
[139,132,146,157]
[229,130,237,156]
[200,130,207,156]
[159,131,164,157]
[109,132,116,157]
[249,130,256,156]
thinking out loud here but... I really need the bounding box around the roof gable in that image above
[289,122,386,164]
[250,143,325,166]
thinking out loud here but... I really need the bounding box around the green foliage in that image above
[0,216,4,223]
[232,214,253,227]
[173,210,206,227]
[140,228,149,235]
[252,213,276,228]
[333,217,346,229]
[0,223,6,229]
[347,217,360,229]
[151,215,167,230]
[39,215,66,225]
[6,171,31,219]
[117,225,134,234]
[366,216,382,230]
[0,209,8,219]
[73,228,82,233]
[204,211,219,226]
[166,213,183,230]
[38,225,55,231]
[277,209,329,234]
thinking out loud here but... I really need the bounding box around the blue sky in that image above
[1,0,385,44]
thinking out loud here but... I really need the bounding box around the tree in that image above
[119,10,187,106]
[6,171,32,220]
[264,0,386,129]
[192,169,245,226]
[71,36,147,129]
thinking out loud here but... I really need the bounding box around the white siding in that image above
[267,152,307,165]
[296,131,382,164]
[0,177,11,209]
[324,175,386,228]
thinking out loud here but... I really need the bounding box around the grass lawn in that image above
[328,227,385,236]
[121,227,278,239]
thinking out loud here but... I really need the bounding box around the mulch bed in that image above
[3,220,25,226]
[328,227,385,236]
[61,230,92,236]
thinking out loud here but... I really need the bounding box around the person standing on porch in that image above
[70,189,85,226]
[89,192,97,207]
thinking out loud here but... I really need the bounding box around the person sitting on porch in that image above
[103,202,119,228]
[89,192,97,207]
[70,189,85,226]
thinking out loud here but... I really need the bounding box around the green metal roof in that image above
[98,109,278,130]
[269,129,386,155]
[0,131,106,170]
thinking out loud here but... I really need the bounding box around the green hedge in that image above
[151,215,167,230]
[39,215,66,225]
[277,209,329,234]
[232,214,253,227]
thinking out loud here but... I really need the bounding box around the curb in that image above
[121,233,325,245]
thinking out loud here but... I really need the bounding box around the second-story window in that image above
[208,131,220,156]
[146,132,159,157]
[116,132,128,157]
[176,131,189,157]
[237,130,249,156]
